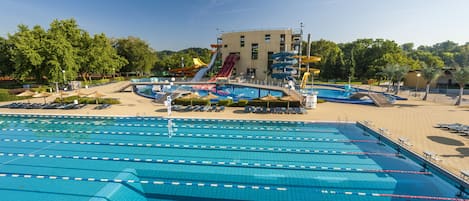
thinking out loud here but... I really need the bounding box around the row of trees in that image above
[0,19,158,84]
[0,18,216,82]
[306,39,469,105]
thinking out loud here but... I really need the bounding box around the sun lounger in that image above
[461,170,469,180]
[201,105,211,112]
[94,104,111,110]
[208,105,216,112]
[423,151,442,162]
[398,137,413,146]
[435,123,464,129]
[449,126,469,133]
[215,106,225,112]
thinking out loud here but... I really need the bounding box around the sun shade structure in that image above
[201,93,218,100]
[67,90,90,97]
[16,90,35,97]
[32,92,52,104]
[181,92,200,99]
[280,95,299,109]
[260,94,279,108]
[86,91,106,104]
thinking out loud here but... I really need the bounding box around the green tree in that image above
[8,25,45,82]
[393,64,410,95]
[0,37,14,76]
[381,64,395,92]
[420,64,441,100]
[80,33,128,83]
[310,40,344,80]
[114,37,157,76]
[453,67,469,105]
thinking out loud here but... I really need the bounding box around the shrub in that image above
[113,76,126,81]
[217,99,233,106]
[53,96,120,104]
[0,89,30,102]
[317,99,326,103]
[229,99,249,107]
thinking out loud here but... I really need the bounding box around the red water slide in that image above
[209,54,240,81]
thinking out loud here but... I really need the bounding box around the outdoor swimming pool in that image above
[0,114,466,200]
[137,84,284,102]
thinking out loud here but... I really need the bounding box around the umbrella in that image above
[16,90,35,103]
[181,92,200,99]
[280,95,298,109]
[32,92,52,104]
[202,93,218,100]
[66,90,89,97]
[86,91,106,104]
[260,94,278,108]
[58,91,69,102]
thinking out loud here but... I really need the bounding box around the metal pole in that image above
[298,22,303,79]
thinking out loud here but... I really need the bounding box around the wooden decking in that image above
[351,92,393,107]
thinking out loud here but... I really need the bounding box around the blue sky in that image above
[1,0,468,51]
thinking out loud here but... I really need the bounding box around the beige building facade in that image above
[220,29,300,81]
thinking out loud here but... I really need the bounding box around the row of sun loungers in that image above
[244,106,307,114]
[434,123,469,136]
[94,104,111,110]
[171,105,225,112]
[0,102,87,110]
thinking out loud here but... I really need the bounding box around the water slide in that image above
[271,51,298,81]
[192,58,207,67]
[191,46,221,82]
[209,54,240,81]
[300,72,310,89]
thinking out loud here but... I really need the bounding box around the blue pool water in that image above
[137,84,284,102]
[0,114,466,201]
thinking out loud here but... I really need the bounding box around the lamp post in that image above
[62,70,67,84]
[415,72,421,97]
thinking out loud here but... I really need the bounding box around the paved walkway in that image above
[0,81,468,179]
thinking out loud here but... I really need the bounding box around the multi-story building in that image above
[220,29,301,81]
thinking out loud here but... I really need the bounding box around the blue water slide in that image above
[272,62,293,69]
[191,48,219,82]
[271,51,295,59]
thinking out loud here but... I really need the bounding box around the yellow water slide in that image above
[293,56,321,63]
[193,58,207,67]
[299,56,321,88]
[300,72,311,89]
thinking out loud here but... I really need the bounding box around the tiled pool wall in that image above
[356,121,469,196]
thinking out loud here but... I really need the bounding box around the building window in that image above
[224,44,228,48]
[251,43,258,60]
[240,35,245,47]
[280,34,285,42]
[247,68,256,79]
[280,34,286,51]
[265,34,271,42]
[267,52,274,75]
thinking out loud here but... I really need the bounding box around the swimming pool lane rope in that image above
[319,189,467,201]
[2,119,338,133]
[0,171,287,192]
[0,151,431,175]
[0,137,387,157]
[1,128,377,144]
[0,170,461,201]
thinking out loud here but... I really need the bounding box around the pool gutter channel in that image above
[356,121,469,196]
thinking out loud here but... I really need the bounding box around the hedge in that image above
[54,96,120,104]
